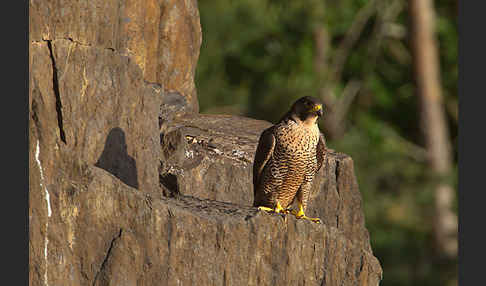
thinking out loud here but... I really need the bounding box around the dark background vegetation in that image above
[195,0,457,285]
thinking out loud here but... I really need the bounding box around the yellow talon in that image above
[275,201,286,214]
[258,201,288,214]
[257,201,288,224]
[290,204,321,224]
[258,206,274,212]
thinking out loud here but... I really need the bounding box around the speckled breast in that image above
[267,120,320,205]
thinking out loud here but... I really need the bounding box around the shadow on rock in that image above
[95,127,139,189]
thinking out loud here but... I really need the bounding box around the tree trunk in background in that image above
[409,0,457,258]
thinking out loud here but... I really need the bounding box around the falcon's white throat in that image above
[303,115,319,127]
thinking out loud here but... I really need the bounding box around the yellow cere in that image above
[311,104,322,112]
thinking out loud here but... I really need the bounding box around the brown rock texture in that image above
[159,114,374,252]
[29,1,382,285]
[159,114,270,204]
[31,166,382,286]
[30,0,201,113]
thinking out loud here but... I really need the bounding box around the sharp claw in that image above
[311,218,322,224]
[306,217,321,224]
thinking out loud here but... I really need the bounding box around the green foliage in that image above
[196,0,457,285]
[197,0,320,120]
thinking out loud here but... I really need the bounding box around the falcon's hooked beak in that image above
[310,104,323,117]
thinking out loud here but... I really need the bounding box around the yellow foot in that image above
[257,202,289,224]
[257,201,288,214]
[257,206,275,212]
[290,206,321,224]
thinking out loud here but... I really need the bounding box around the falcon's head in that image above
[289,96,324,124]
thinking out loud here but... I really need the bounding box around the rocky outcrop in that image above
[159,114,269,204]
[29,0,382,285]
[31,166,382,286]
[159,114,373,252]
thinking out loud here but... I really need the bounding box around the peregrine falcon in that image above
[253,96,326,223]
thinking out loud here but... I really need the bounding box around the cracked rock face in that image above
[30,37,161,193]
[29,0,382,285]
[29,0,202,194]
[30,0,201,114]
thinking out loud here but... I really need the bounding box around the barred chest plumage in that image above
[271,120,320,182]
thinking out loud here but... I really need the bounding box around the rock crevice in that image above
[45,39,67,144]
[92,228,123,286]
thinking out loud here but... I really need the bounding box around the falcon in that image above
[253,96,326,223]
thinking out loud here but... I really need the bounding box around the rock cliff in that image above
[29,1,382,285]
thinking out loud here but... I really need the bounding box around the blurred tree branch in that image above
[315,0,378,140]
[409,0,457,258]
[331,0,379,83]
[317,0,405,140]
[365,0,404,74]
